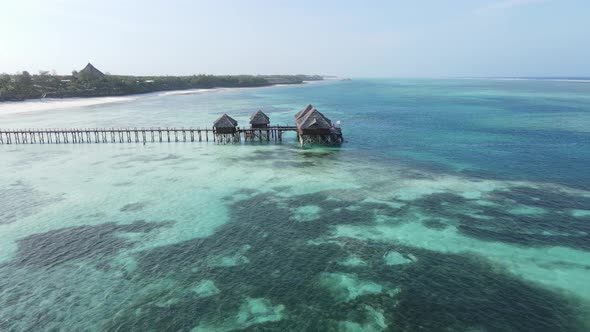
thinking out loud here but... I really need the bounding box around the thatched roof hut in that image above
[294,104,344,146]
[295,106,333,134]
[77,63,105,79]
[250,110,270,128]
[213,114,238,133]
[297,108,332,129]
[295,104,314,121]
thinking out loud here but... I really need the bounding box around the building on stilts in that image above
[213,114,240,144]
[294,104,343,147]
[2,105,343,147]
[246,110,271,141]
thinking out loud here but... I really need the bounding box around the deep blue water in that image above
[267,79,590,189]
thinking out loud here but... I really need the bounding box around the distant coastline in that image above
[0,63,325,102]
[0,81,327,115]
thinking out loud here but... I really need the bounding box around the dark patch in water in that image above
[120,202,148,212]
[423,219,448,230]
[273,161,316,168]
[409,189,590,251]
[114,154,185,168]
[390,251,585,332]
[399,169,437,180]
[300,150,339,158]
[250,150,278,159]
[271,185,292,192]
[412,192,470,212]
[362,201,404,218]
[458,225,590,250]
[492,186,590,210]
[130,154,182,162]
[9,220,173,269]
[235,188,258,196]
[113,181,134,187]
[134,169,157,177]
[103,191,589,331]
[159,154,181,161]
[0,182,63,225]
[75,212,107,220]
[111,164,134,170]
[11,150,72,167]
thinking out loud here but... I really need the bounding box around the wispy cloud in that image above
[475,0,547,15]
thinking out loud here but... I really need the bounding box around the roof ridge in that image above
[214,113,238,127]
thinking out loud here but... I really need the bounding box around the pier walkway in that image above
[0,126,298,145]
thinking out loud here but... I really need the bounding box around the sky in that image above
[1,0,589,77]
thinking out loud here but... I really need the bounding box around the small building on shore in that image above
[249,110,270,128]
[76,63,105,80]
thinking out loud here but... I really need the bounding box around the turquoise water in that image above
[1,79,590,331]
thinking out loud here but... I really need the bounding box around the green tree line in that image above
[0,71,321,101]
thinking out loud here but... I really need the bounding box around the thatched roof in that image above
[296,108,332,130]
[295,104,314,121]
[250,110,270,125]
[78,63,104,78]
[213,114,238,128]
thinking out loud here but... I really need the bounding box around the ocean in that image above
[1,78,589,331]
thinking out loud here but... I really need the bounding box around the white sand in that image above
[0,87,230,115]
[0,96,142,115]
[157,88,214,96]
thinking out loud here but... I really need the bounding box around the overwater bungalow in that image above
[0,105,341,147]
[213,114,240,144]
[213,114,238,133]
[295,104,342,147]
[249,110,270,128]
[295,104,313,121]
[296,107,332,135]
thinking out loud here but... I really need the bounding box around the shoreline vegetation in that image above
[0,63,324,102]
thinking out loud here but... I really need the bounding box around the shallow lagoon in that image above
[1,79,590,331]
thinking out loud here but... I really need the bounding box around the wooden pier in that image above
[0,105,344,147]
[0,126,299,145]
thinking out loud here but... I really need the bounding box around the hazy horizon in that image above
[2,0,589,77]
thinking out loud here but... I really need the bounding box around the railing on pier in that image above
[0,126,298,145]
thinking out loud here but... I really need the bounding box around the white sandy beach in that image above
[0,96,140,115]
[156,88,214,97]
[0,89,217,115]
[0,82,320,116]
